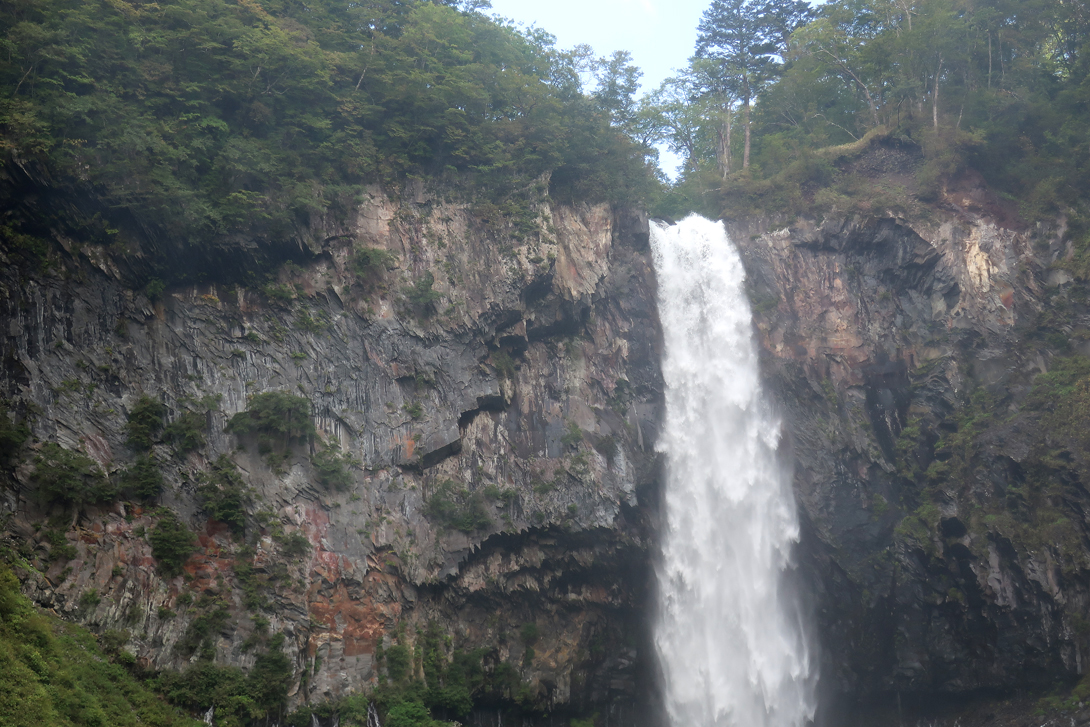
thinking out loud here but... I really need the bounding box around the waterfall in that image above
[651,216,816,727]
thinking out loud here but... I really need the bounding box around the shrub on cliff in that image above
[425,480,491,533]
[119,454,165,502]
[311,441,357,491]
[149,511,198,577]
[157,636,291,725]
[0,402,29,466]
[197,456,253,537]
[31,443,115,508]
[226,392,314,450]
[125,395,165,451]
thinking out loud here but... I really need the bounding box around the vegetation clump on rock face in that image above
[425,480,491,533]
[197,455,253,537]
[31,443,113,509]
[125,395,165,451]
[148,510,198,577]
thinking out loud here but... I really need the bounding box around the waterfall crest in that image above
[651,215,816,727]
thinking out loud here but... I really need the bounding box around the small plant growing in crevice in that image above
[311,441,358,491]
[402,271,441,318]
[425,480,491,532]
[561,421,583,449]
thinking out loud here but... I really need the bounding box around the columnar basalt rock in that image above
[0,185,663,718]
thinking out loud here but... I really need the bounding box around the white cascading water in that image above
[651,215,817,727]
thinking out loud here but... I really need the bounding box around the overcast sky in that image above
[487,0,712,177]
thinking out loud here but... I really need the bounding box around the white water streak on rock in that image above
[652,215,817,727]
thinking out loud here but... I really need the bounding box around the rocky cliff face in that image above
[731,177,1090,721]
[0,184,664,720]
[7,159,1089,727]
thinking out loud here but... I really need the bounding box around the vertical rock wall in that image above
[0,185,664,719]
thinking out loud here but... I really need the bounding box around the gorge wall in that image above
[732,170,1090,724]
[0,182,665,721]
[3,157,1090,726]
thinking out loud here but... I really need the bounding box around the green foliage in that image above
[149,511,198,577]
[519,622,540,645]
[561,421,583,448]
[649,0,1090,221]
[353,247,397,289]
[144,279,166,303]
[0,0,655,280]
[197,455,252,536]
[163,412,208,454]
[126,395,166,450]
[385,644,412,683]
[157,641,290,726]
[119,454,164,501]
[311,441,357,491]
[271,530,310,559]
[31,443,114,509]
[0,566,198,727]
[491,350,516,381]
[226,392,314,444]
[174,595,231,659]
[402,272,442,317]
[425,480,491,532]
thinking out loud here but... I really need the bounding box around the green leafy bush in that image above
[425,480,491,533]
[226,392,315,447]
[353,248,397,288]
[125,395,165,450]
[149,511,198,577]
[119,454,164,501]
[163,411,208,453]
[0,566,196,727]
[402,272,442,317]
[272,530,310,559]
[197,456,252,536]
[31,443,114,508]
[311,441,358,491]
[0,402,29,465]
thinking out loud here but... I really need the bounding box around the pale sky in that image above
[488,0,709,93]
[488,0,712,177]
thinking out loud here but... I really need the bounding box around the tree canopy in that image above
[0,0,658,280]
[651,0,1090,221]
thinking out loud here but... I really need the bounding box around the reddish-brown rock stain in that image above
[302,505,401,657]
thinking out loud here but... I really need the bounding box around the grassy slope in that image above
[0,564,200,727]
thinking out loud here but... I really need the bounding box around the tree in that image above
[697,0,812,168]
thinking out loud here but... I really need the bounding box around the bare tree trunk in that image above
[987,31,992,89]
[743,96,751,169]
[933,55,942,129]
[716,104,732,178]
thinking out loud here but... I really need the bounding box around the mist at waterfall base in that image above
[651,216,817,727]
